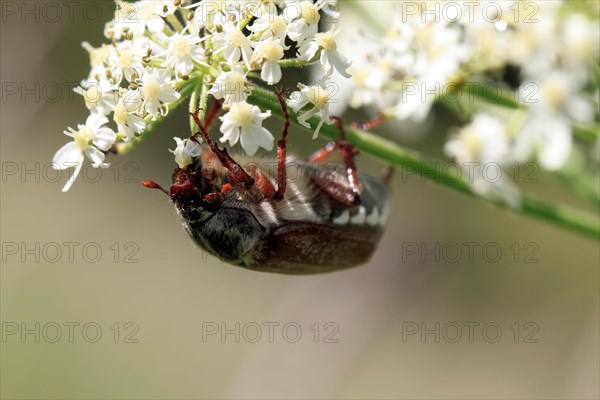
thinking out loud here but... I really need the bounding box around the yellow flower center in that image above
[172,36,192,58]
[307,86,330,109]
[114,102,129,125]
[258,41,284,61]
[300,2,320,24]
[543,78,567,110]
[143,77,161,101]
[228,28,247,47]
[270,16,287,36]
[117,49,134,69]
[461,128,481,157]
[315,32,336,52]
[571,36,592,61]
[224,71,247,91]
[352,69,367,88]
[83,85,101,108]
[74,127,93,150]
[230,102,254,127]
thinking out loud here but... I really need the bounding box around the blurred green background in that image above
[1,2,598,399]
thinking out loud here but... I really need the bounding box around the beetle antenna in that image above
[143,180,169,196]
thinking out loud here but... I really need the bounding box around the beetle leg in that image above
[350,114,394,187]
[190,108,255,189]
[305,118,361,205]
[332,117,361,205]
[312,171,361,206]
[190,99,222,132]
[350,113,387,131]
[274,89,290,200]
[203,98,223,130]
[307,141,338,163]
[382,166,395,186]
[203,183,233,202]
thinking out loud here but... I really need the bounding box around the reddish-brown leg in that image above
[382,166,395,186]
[306,117,361,206]
[190,108,255,189]
[333,117,361,204]
[274,89,290,200]
[307,141,337,163]
[312,172,361,206]
[203,99,223,130]
[203,183,233,202]
[350,113,394,186]
[350,113,387,131]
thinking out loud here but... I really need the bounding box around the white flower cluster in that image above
[340,8,471,122]
[54,0,351,191]
[337,1,599,204]
[444,2,598,203]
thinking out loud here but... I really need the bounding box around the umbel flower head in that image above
[328,1,599,205]
[54,0,351,191]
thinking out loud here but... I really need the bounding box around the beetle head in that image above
[169,165,224,213]
[169,167,201,202]
[144,162,223,215]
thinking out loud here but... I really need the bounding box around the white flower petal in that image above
[147,16,165,33]
[128,114,146,133]
[85,146,107,167]
[299,40,319,61]
[62,159,83,192]
[240,130,259,156]
[221,126,241,146]
[53,142,83,169]
[86,113,109,129]
[249,125,275,151]
[92,127,117,151]
[538,121,572,171]
[327,51,352,78]
[224,46,241,65]
[261,61,282,85]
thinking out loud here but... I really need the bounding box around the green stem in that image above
[249,87,600,239]
[189,80,203,134]
[238,12,254,31]
[277,58,312,68]
[467,82,520,109]
[197,80,210,122]
[572,123,599,142]
[167,14,184,33]
[145,32,169,48]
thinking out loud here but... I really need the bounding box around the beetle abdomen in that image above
[252,221,384,274]
[245,170,390,274]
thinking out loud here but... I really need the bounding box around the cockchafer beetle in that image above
[144,91,390,274]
